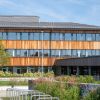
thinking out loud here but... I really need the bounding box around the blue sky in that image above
[0,0,100,25]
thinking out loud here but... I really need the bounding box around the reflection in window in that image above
[86,34,92,41]
[8,33,16,40]
[60,33,65,40]
[91,50,95,56]
[29,33,34,40]
[43,50,50,57]
[66,50,71,56]
[3,33,8,40]
[72,50,77,57]
[65,33,71,40]
[96,50,100,56]
[34,33,40,40]
[34,50,39,57]
[16,33,21,40]
[21,50,28,57]
[72,34,77,40]
[51,50,55,56]
[0,32,2,39]
[51,33,60,40]
[77,34,85,40]
[96,34,100,41]
[29,50,34,57]
[6,49,15,57]
[91,34,96,41]
[81,50,86,57]
[60,50,66,57]
[21,33,29,40]
[86,50,91,56]
[15,50,21,57]
[43,33,50,40]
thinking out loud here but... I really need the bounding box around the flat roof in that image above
[54,56,100,67]
[0,16,100,29]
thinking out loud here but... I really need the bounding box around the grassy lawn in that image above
[0,81,28,86]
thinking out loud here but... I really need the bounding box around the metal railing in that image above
[6,88,59,100]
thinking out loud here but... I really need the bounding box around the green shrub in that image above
[83,87,100,100]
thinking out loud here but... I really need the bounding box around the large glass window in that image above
[91,50,96,56]
[77,34,85,41]
[34,33,40,40]
[91,34,96,41]
[6,49,15,57]
[66,50,71,57]
[16,33,21,40]
[51,50,56,56]
[43,33,50,40]
[86,50,91,56]
[65,33,71,40]
[21,33,29,40]
[60,33,65,40]
[34,50,39,57]
[96,50,100,56]
[86,34,92,41]
[8,33,16,40]
[80,50,86,57]
[60,50,66,57]
[51,33,60,40]
[96,34,100,41]
[15,50,21,57]
[71,34,77,40]
[29,33,34,40]
[29,50,34,57]
[21,50,28,57]
[43,50,50,57]
[3,32,8,40]
[0,32,2,39]
[72,50,77,57]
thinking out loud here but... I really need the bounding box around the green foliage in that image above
[83,87,100,100]
[0,41,10,67]
[35,81,80,100]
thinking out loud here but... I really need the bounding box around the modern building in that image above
[0,15,100,76]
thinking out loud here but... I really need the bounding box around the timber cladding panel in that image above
[1,40,100,49]
[9,57,57,66]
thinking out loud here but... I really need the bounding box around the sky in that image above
[0,0,100,26]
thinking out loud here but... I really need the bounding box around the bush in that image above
[83,87,100,100]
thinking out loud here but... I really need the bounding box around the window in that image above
[51,33,60,40]
[3,32,8,40]
[43,33,50,40]
[86,50,91,56]
[0,32,2,39]
[21,33,29,40]
[21,50,28,57]
[72,50,77,57]
[8,33,16,40]
[29,50,34,57]
[66,50,71,56]
[96,34,100,41]
[29,33,34,40]
[91,34,96,41]
[77,34,85,41]
[60,50,66,57]
[96,50,100,56]
[80,50,86,57]
[71,34,77,40]
[86,34,92,41]
[55,50,60,57]
[16,33,21,40]
[34,33,40,40]
[60,33,65,40]
[43,50,50,57]
[51,50,56,57]
[15,50,21,57]
[34,50,39,57]
[65,33,71,40]
[91,50,96,56]
[6,49,15,57]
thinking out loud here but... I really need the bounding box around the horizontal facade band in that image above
[1,40,100,49]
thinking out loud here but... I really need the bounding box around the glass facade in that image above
[0,32,100,41]
[6,49,100,57]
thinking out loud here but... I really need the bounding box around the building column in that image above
[76,66,79,76]
[67,66,70,75]
[89,66,91,75]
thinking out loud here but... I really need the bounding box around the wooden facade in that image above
[0,28,100,67]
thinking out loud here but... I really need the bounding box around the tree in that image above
[0,40,10,67]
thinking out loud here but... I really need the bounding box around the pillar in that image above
[89,66,91,75]
[76,66,79,76]
[67,66,70,75]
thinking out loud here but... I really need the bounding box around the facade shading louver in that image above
[0,16,100,76]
